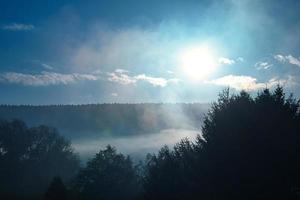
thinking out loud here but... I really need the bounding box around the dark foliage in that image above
[143,139,200,200]
[44,177,68,200]
[72,145,140,200]
[0,120,80,199]
[143,86,300,200]
[2,86,300,199]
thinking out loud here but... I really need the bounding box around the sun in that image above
[179,45,218,80]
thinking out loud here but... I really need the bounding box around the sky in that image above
[1,0,300,104]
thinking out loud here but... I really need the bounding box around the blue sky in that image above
[1,0,300,104]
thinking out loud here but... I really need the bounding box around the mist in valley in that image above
[0,103,208,162]
[2,0,300,199]
[73,128,201,162]
[2,87,300,199]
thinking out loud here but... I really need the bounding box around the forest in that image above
[0,103,209,138]
[1,86,300,199]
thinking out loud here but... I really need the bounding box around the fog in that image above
[73,128,201,162]
[0,103,208,162]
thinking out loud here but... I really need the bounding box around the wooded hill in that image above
[0,103,209,138]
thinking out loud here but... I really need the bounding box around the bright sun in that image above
[180,45,218,80]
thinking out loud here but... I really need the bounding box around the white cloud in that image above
[206,75,294,91]
[2,23,35,31]
[274,54,286,62]
[274,54,300,67]
[218,57,235,65]
[107,71,137,85]
[115,69,129,74]
[286,55,300,67]
[255,61,272,70]
[135,74,168,87]
[107,69,180,87]
[0,71,99,86]
[111,93,118,97]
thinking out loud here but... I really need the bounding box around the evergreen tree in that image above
[143,86,300,200]
[73,145,140,200]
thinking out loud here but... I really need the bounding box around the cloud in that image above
[71,27,181,74]
[107,69,180,87]
[115,69,129,74]
[41,63,54,70]
[237,57,244,62]
[2,23,35,31]
[111,93,118,97]
[274,54,300,67]
[135,74,170,87]
[29,60,55,70]
[274,54,286,62]
[0,68,180,88]
[286,55,300,67]
[255,61,272,70]
[218,57,235,65]
[0,71,99,86]
[92,69,102,75]
[206,75,294,91]
[107,70,137,85]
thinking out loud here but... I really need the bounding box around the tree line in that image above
[0,103,208,138]
[1,86,300,199]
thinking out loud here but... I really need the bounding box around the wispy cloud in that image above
[274,54,286,62]
[285,55,300,67]
[206,75,294,91]
[115,69,130,74]
[107,70,137,85]
[255,61,272,70]
[0,68,180,88]
[2,23,35,31]
[135,74,168,87]
[71,27,182,74]
[41,63,54,70]
[135,74,180,87]
[107,69,180,87]
[237,57,244,62]
[218,57,235,65]
[274,54,300,67]
[29,60,55,70]
[0,71,99,86]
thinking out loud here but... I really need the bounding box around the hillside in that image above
[0,103,209,139]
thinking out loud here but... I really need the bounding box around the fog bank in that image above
[73,129,200,161]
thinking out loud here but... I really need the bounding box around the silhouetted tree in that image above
[2,86,300,199]
[143,86,300,200]
[0,119,80,199]
[44,177,67,200]
[201,86,300,199]
[73,145,140,200]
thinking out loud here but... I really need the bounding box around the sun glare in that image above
[180,45,218,80]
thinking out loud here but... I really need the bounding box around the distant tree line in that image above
[0,103,208,138]
[1,86,300,199]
